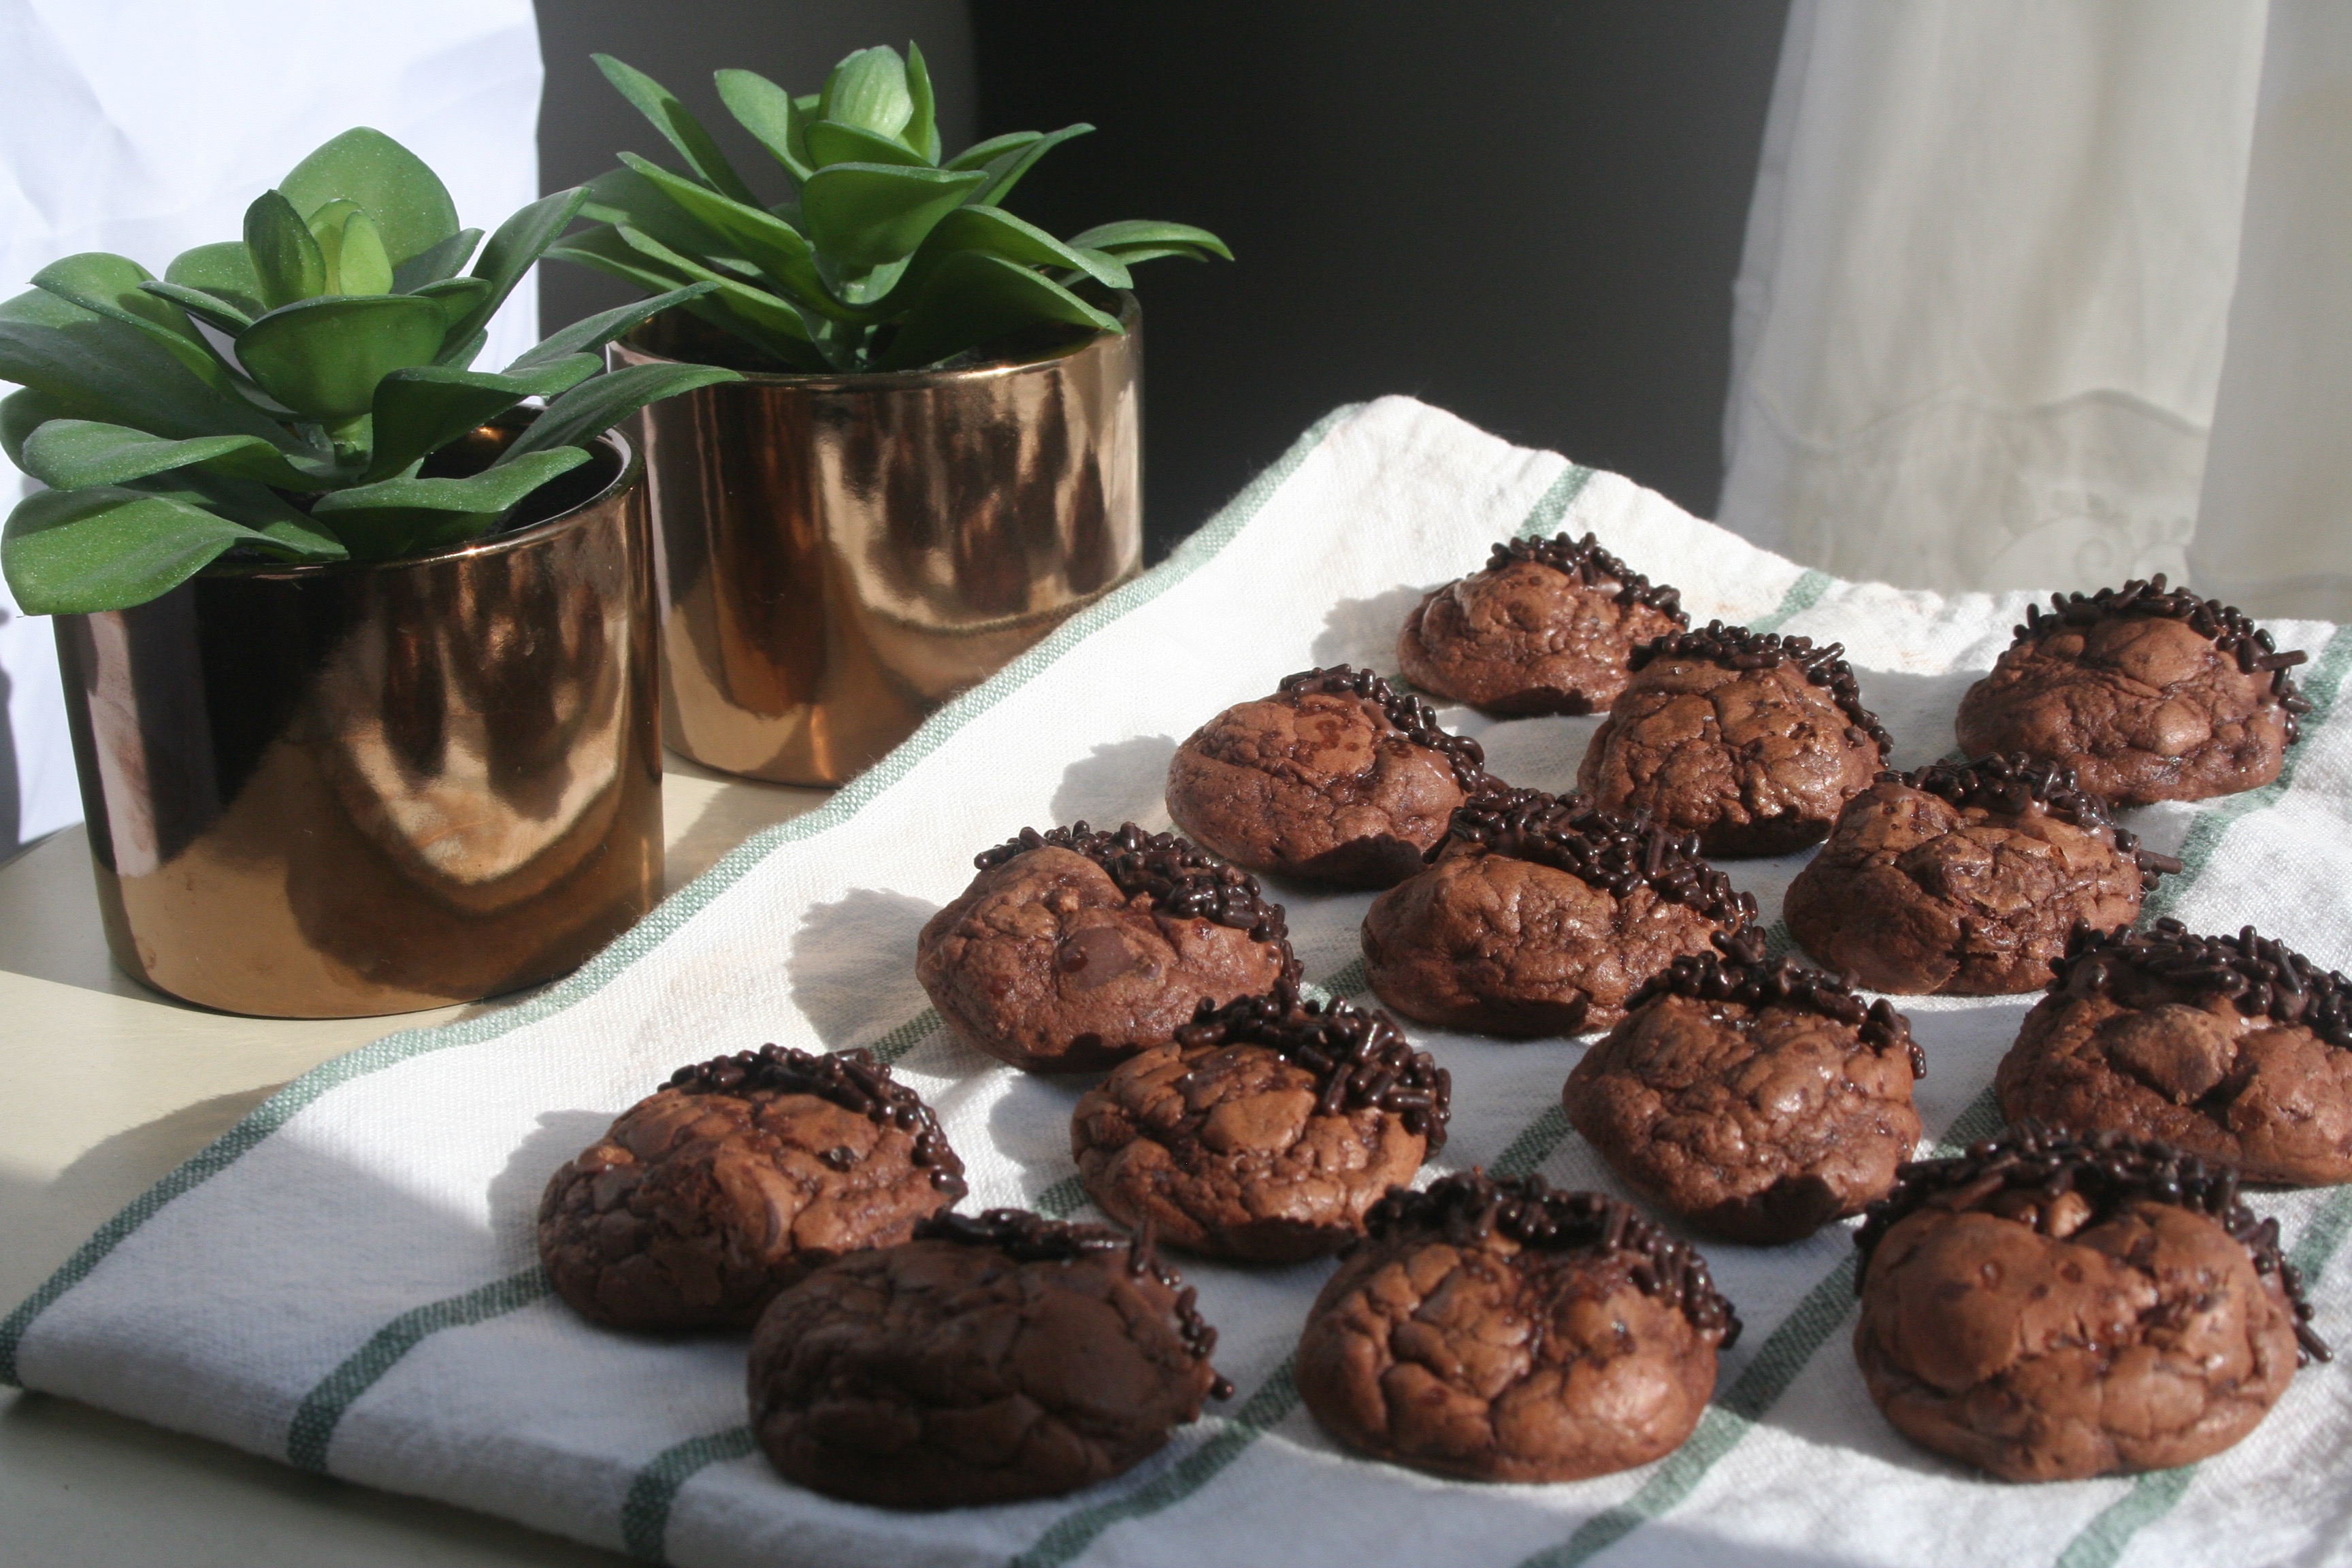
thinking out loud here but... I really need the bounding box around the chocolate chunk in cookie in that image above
[1297,1172,1739,1482]
[1956,576,2310,806]
[1564,932,1925,1243]
[1853,1123,2325,1482]
[1785,753,2180,995]
[1397,532,1688,715]
[916,821,1298,1073]
[1072,986,1450,1262]
[1997,921,2352,1185]
[1165,666,1491,888]
[1362,787,1757,1037]
[748,1209,1228,1507]
[538,1045,966,1331]
[1578,621,1891,858]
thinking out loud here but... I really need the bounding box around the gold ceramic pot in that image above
[53,423,662,1018]
[611,295,1143,785]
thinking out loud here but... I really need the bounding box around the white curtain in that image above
[0,0,544,858]
[1719,0,2346,609]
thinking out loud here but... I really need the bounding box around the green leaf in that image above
[1071,242,1218,269]
[0,286,299,447]
[164,242,265,318]
[906,206,1135,300]
[608,225,820,345]
[581,167,759,276]
[804,121,930,169]
[235,294,447,420]
[137,280,253,334]
[969,123,1092,208]
[1064,219,1234,260]
[592,54,759,206]
[365,363,576,482]
[20,419,331,491]
[904,42,940,163]
[31,252,239,394]
[874,250,1121,371]
[1,389,74,468]
[546,231,822,369]
[391,227,482,293]
[616,154,838,314]
[504,281,716,369]
[820,47,914,140]
[497,362,739,463]
[715,68,813,184]
[246,189,327,308]
[3,485,304,615]
[325,208,395,296]
[316,447,590,517]
[279,128,460,266]
[944,131,1041,172]
[801,163,987,270]
[449,186,591,351]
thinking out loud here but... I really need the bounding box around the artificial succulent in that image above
[0,128,738,615]
[551,44,1230,372]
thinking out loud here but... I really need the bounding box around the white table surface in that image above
[0,755,829,1567]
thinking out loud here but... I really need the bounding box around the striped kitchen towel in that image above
[7,395,2351,1568]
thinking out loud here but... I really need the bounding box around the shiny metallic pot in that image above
[611,295,1142,786]
[54,425,662,1018]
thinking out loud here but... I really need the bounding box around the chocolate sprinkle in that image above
[1361,1171,1741,1346]
[2057,918,2352,1049]
[668,1045,969,1197]
[1483,531,1688,624]
[1629,621,1893,759]
[1854,1122,2328,1365]
[915,1208,1230,1394]
[1277,665,1491,791]
[974,820,1301,981]
[1628,928,1925,1078]
[1441,787,1757,932]
[1171,983,1452,1152]
[1895,753,2183,889]
[2012,574,2311,742]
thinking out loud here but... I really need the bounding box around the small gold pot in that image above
[53,425,662,1018]
[611,296,1143,786]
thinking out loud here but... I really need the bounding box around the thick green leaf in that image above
[1064,219,1234,260]
[506,282,715,369]
[969,122,1092,208]
[546,234,823,370]
[909,206,1134,299]
[715,68,813,184]
[116,464,340,543]
[412,276,493,340]
[904,42,940,163]
[944,131,1041,172]
[325,208,395,296]
[820,47,913,140]
[279,128,459,266]
[246,189,327,308]
[497,363,739,463]
[616,154,838,314]
[164,242,265,318]
[20,419,331,491]
[1,389,76,467]
[804,121,929,169]
[581,167,759,277]
[235,295,447,420]
[801,163,986,270]
[365,364,574,482]
[316,447,590,517]
[607,225,821,348]
[1074,242,1218,269]
[448,186,591,353]
[391,227,482,293]
[0,286,299,447]
[137,280,253,333]
[874,250,1121,371]
[31,252,238,394]
[593,54,759,206]
[3,485,300,614]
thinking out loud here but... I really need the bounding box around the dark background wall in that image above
[534,1,1789,554]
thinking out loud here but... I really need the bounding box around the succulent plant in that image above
[0,129,740,615]
[549,45,1231,373]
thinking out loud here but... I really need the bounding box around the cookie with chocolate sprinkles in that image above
[1996,920,2352,1184]
[1296,1171,1739,1482]
[1852,1122,2323,1482]
[1072,986,1450,1262]
[1396,531,1688,715]
[1360,786,1757,1037]
[1784,753,2181,995]
[1563,931,1925,1243]
[1165,665,1492,888]
[749,1209,1228,1507]
[1578,621,1891,858]
[916,821,1298,1073]
[1956,574,2309,806]
[538,1045,966,1331]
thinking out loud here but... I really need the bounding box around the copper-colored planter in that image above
[612,297,1143,786]
[54,427,662,1018]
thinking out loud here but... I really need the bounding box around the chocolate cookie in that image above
[1071,987,1449,1262]
[1997,921,2352,1185]
[1955,576,2310,806]
[1396,532,1688,715]
[1578,622,1891,858]
[1853,1124,2325,1481]
[1165,666,1490,888]
[1362,787,1757,1037]
[1784,754,2180,996]
[1563,933,1925,1243]
[915,821,1297,1073]
[1296,1172,1740,1482]
[747,1209,1228,1507]
[538,1045,966,1332]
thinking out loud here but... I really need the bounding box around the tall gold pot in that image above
[611,296,1143,785]
[53,425,662,1018]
